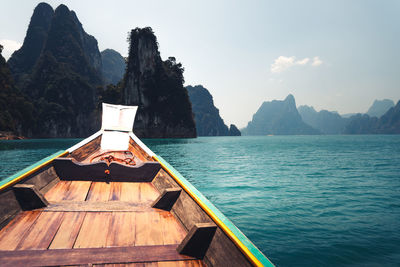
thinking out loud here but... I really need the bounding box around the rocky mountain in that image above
[243,95,319,135]
[7,3,103,137]
[122,27,196,138]
[298,105,348,134]
[0,44,34,136]
[7,3,54,88]
[229,124,241,136]
[186,85,241,136]
[101,49,125,85]
[344,100,400,134]
[366,99,395,118]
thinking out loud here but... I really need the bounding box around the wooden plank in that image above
[106,212,135,247]
[69,135,101,162]
[86,182,112,202]
[140,183,159,203]
[109,182,122,201]
[16,211,64,250]
[135,211,163,246]
[0,189,22,230]
[156,260,206,267]
[23,165,59,193]
[63,181,92,201]
[0,245,194,266]
[39,177,60,195]
[74,212,111,248]
[129,138,153,162]
[49,212,86,249]
[120,182,141,202]
[0,211,41,250]
[44,181,71,202]
[44,201,152,212]
[160,212,187,245]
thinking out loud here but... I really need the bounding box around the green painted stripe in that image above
[156,155,275,267]
[0,150,66,188]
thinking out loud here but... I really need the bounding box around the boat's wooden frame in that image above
[0,129,274,266]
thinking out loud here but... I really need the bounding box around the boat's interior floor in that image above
[0,180,206,266]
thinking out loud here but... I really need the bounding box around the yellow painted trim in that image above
[0,150,68,191]
[153,155,264,267]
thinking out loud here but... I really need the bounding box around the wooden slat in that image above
[86,182,112,202]
[49,212,86,249]
[69,136,101,162]
[45,201,152,212]
[129,138,153,161]
[135,211,163,246]
[74,212,111,248]
[44,181,71,202]
[0,211,41,250]
[16,212,64,250]
[106,212,135,247]
[160,212,187,245]
[120,182,141,202]
[156,260,206,267]
[140,183,159,203]
[110,182,122,201]
[63,181,92,201]
[0,245,194,266]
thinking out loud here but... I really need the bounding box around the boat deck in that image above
[0,180,206,266]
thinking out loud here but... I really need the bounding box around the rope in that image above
[90,150,136,166]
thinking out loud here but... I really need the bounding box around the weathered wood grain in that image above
[86,182,112,202]
[16,211,64,250]
[49,212,86,249]
[44,181,71,202]
[0,245,195,266]
[74,212,111,248]
[129,138,153,162]
[140,183,159,203]
[110,182,122,201]
[0,211,40,250]
[45,201,152,212]
[23,165,59,193]
[160,212,187,245]
[69,135,101,162]
[106,212,136,247]
[135,211,163,246]
[63,181,92,201]
[0,189,22,230]
[120,182,141,202]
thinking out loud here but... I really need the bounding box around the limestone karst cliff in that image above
[101,49,126,85]
[7,3,103,137]
[122,27,196,138]
[186,85,240,136]
[298,105,348,134]
[243,95,319,135]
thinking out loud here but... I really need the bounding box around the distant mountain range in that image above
[242,95,399,135]
[242,95,319,135]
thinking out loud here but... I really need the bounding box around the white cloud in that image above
[312,56,323,66]
[0,39,22,60]
[270,55,322,73]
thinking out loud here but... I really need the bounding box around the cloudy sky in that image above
[1,0,399,127]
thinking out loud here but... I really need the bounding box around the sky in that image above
[1,0,400,128]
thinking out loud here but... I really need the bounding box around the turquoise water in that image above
[1,136,400,266]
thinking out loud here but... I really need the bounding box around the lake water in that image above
[1,135,400,266]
